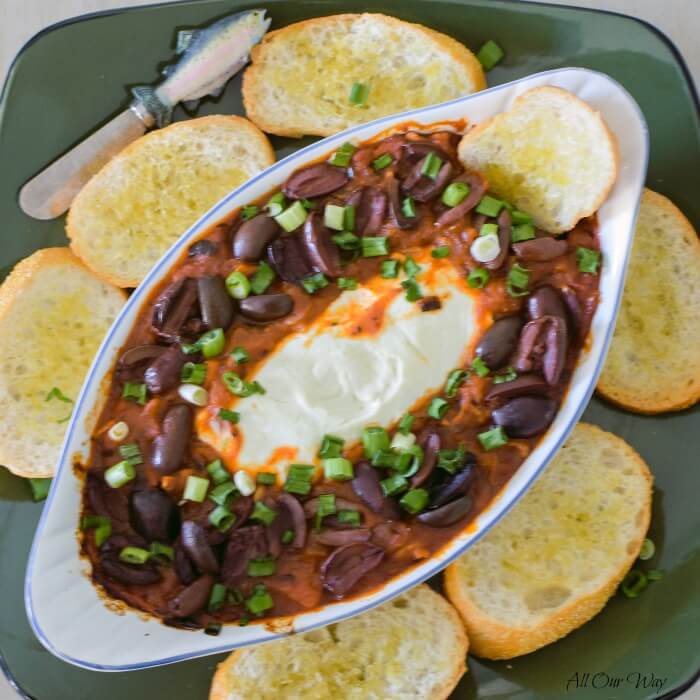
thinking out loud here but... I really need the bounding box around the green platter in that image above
[1,1,699,698]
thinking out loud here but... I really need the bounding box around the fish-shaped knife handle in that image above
[19,9,270,221]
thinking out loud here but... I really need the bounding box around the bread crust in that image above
[242,13,486,138]
[67,115,275,288]
[597,189,700,414]
[0,248,126,478]
[444,423,652,660]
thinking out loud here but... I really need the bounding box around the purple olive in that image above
[528,286,567,323]
[484,208,512,271]
[118,345,168,382]
[100,555,161,586]
[513,237,567,261]
[233,215,280,261]
[417,496,472,527]
[429,459,475,509]
[129,488,179,543]
[407,160,455,202]
[485,374,549,400]
[197,276,234,330]
[151,405,192,475]
[267,235,316,283]
[352,187,387,236]
[239,294,293,322]
[181,521,219,574]
[168,574,214,617]
[188,240,218,258]
[144,346,187,394]
[352,462,401,519]
[277,493,307,549]
[315,529,371,546]
[514,316,568,385]
[436,172,486,227]
[492,396,558,438]
[476,315,524,370]
[302,212,341,277]
[221,525,268,586]
[174,541,196,585]
[320,543,385,598]
[152,278,198,341]
[283,162,349,199]
[387,175,418,229]
[86,471,129,523]
[411,431,440,488]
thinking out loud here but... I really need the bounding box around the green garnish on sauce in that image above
[476,40,505,71]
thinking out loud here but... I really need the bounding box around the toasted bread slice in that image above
[209,584,467,700]
[0,248,126,478]
[598,189,700,413]
[242,13,486,137]
[444,423,652,660]
[458,86,618,233]
[67,115,275,287]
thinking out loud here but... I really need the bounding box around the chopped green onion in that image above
[421,152,443,180]
[471,356,490,377]
[81,515,112,547]
[228,589,245,605]
[344,205,356,232]
[480,222,498,237]
[478,426,509,451]
[301,199,315,210]
[248,558,276,577]
[209,481,237,507]
[318,434,344,459]
[178,383,209,407]
[476,39,505,71]
[511,223,535,243]
[337,510,361,528]
[380,259,400,278]
[506,263,531,297]
[301,272,329,294]
[493,367,518,384]
[431,245,451,259]
[380,474,408,497]
[349,82,370,106]
[332,232,361,250]
[646,569,664,581]
[315,493,337,529]
[621,569,648,598]
[198,328,226,358]
[324,203,346,231]
[231,346,250,364]
[245,584,274,615]
[242,205,259,220]
[265,192,286,217]
[338,277,358,290]
[107,421,129,442]
[371,449,403,469]
[639,538,655,561]
[219,408,240,424]
[445,369,469,398]
[149,542,174,562]
[183,475,209,503]
[104,460,135,489]
[28,478,52,502]
[225,270,251,299]
[442,182,470,207]
[46,387,73,404]
[511,209,532,225]
[208,582,227,611]
[475,195,504,217]
[238,616,249,627]
[284,464,315,495]
[362,426,390,458]
[206,458,230,485]
[427,397,449,419]
[400,488,429,514]
[222,372,264,397]
[361,236,390,257]
[576,246,601,274]
[372,153,393,171]
[209,505,236,532]
[275,200,308,232]
[233,471,254,496]
[403,256,421,278]
[181,361,207,385]
[467,267,489,288]
[401,197,417,219]
[205,623,223,636]
[398,413,414,435]
[119,546,151,565]
[401,278,423,302]
[281,529,294,544]
[122,382,147,405]
[250,501,277,526]
[401,444,424,478]
[437,444,466,473]
[391,429,416,452]
[256,472,276,486]
[329,142,356,167]
[119,442,143,466]
[250,261,276,295]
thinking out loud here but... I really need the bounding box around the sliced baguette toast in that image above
[0,248,126,478]
[458,86,618,233]
[242,13,486,137]
[209,584,468,700]
[445,423,652,660]
[67,115,275,288]
[598,189,700,413]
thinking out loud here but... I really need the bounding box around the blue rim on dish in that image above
[22,65,648,672]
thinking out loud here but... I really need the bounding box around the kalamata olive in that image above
[283,162,349,199]
[514,316,567,385]
[513,237,567,261]
[188,239,218,258]
[181,520,219,574]
[264,499,291,558]
[352,187,387,236]
[561,286,583,339]
[151,405,192,475]
[86,471,129,523]
[152,278,198,340]
[476,315,524,370]
[417,496,472,527]
[399,142,452,179]
[484,208,512,271]
[233,215,280,261]
[174,541,196,585]
[267,235,316,283]
[144,346,186,394]
[118,344,167,377]
[387,174,418,229]
[168,574,215,617]
[430,459,475,509]
[302,212,341,277]
[315,529,371,546]
[222,525,268,586]
[407,160,455,202]
[370,522,410,552]
[129,488,179,543]
[411,431,440,488]
[320,543,385,598]
[197,276,234,330]
[277,493,307,549]
[528,285,567,323]
[239,294,294,322]
[229,495,254,529]
[485,374,549,400]
[492,396,558,438]
[436,172,486,226]
[351,462,401,519]
[100,554,161,585]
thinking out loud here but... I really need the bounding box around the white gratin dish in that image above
[25,67,648,670]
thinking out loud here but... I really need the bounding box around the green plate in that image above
[1,1,699,698]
